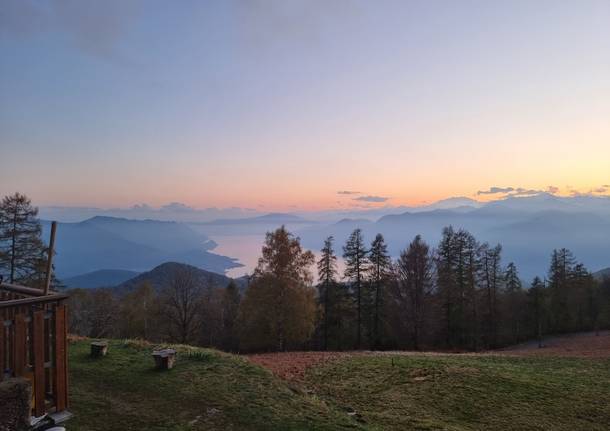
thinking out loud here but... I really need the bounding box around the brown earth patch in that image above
[246,351,355,381]
[494,331,610,358]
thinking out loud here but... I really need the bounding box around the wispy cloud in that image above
[353,195,389,203]
[477,187,515,195]
[337,190,361,195]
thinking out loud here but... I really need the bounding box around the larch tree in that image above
[161,266,204,344]
[0,193,45,284]
[368,233,391,349]
[394,235,433,350]
[221,280,241,351]
[480,243,502,348]
[238,226,316,351]
[317,236,338,350]
[504,262,524,343]
[343,228,368,349]
[528,276,546,347]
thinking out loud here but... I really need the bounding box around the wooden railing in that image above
[0,282,69,417]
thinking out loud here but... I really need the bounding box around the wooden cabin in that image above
[0,281,69,420]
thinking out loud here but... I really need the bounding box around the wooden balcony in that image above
[0,282,69,418]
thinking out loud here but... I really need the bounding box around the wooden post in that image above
[90,341,109,357]
[54,305,68,411]
[32,310,46,416]
[43,221,57,295]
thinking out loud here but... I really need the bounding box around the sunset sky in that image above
[1,0,609,210]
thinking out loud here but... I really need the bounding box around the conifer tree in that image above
[528,276,546,347]
[395,235,432,350]
[0,193,45,284]
[317,236,338,350]
[368,233,391,349]
[343,228,368,349]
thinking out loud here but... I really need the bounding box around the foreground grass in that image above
[68,340,610,430]
[305,354,610,431]
[67,340,360,430]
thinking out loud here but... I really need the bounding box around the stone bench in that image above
[152,349,177,370]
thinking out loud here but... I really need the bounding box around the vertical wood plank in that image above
[54,304,68,411]
[0,320,5,382]
[33,310,46,416]
[14,313,26,377]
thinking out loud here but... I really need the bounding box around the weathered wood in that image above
[33,310,46,416]
[13,314,27,377]
[152,349,177,370]
[0,294,69,309]
[0,322,5,382]
[90,341,108,357]
[43,221,57,295]
[54,305,68,411]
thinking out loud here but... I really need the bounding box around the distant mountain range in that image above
[296,195,610,281]
[43,216,242,278]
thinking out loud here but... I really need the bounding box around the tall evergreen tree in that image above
[317,236,338,350]
[368,233,391,349]
[343,228,368,349]
[0,193,45,284]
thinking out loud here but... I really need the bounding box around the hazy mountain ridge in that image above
[42,217,242,278]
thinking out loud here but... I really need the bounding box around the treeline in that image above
[2,192,609,353]
[68,226,610,353]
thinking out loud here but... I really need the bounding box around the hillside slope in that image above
[67,340,359,430]
[63,269,140,289]
[67,337,610,430]
[115,262,246,293]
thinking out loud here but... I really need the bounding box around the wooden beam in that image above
[43,221,57,295]
[0,294,69,310]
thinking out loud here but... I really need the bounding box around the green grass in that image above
[304,354,610,431]
[67,340,361,430]
[68,341,610,430]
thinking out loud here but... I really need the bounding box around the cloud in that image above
[337,190,361,195]
[353,195,389,203]
[477,187,515,195]
[546,186,560,194]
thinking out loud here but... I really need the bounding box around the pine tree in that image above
[317,236,338,350]
[343,228,368,349]
[0,193,45,284]
[368,233,391,349]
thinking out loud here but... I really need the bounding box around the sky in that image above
[1,0,610,211]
